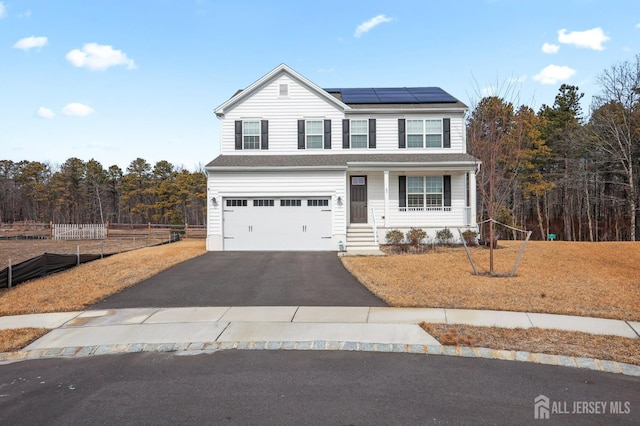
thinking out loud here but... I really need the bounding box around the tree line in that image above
[468,54,640,241]
[0,158,207,226]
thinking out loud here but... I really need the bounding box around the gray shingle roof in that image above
[206,153,478,169]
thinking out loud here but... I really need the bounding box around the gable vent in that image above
[279,83,289,97]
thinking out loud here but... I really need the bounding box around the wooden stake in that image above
[510,230,533,276]
[457,229,478,275]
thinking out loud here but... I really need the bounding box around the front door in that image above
[350,176,367,223]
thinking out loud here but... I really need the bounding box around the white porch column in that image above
[384,170,389,228]
[469,170,477,227]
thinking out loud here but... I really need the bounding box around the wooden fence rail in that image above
[0,222,206,240]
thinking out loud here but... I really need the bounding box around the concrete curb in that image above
[1,341,639,377]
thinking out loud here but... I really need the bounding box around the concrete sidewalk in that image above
[1,307,639,376]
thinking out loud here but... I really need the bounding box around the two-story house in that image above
[205,64,479,251]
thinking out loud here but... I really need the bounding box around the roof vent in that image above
[279,83,289,97]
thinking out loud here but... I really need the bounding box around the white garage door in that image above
[223,197,333,251]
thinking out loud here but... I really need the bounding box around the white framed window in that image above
[226,199,248,207]
[242,120,260,150]
[306,120,323,149]
[279,83,289,97]
[407,176,443,208]
[351,176,366,185]
[253,199,274,207]
[307,199,329,207]
[406,119,443,148]
[350,119,368,149]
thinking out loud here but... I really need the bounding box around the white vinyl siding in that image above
[207,170,346,237]
[342,114,465,153]
[387,172,466,227]
[219,75,467,155]
[350,119,368,149]
[220,74,344,153]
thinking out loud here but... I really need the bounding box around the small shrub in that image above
[406,227,426,246]
[385,229,404,245]
[435,228,454,245]
[461,229,478,246]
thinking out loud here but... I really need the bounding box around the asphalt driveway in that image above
[92,252,386,308]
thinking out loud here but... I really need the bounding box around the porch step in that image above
[346,225,379,253]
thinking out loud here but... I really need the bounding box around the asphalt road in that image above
[93,252,386,309]
[1,351,637,425]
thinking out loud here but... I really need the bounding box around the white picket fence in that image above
[52,224,106,240]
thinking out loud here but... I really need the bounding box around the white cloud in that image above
[37,107,55,119]
[62,103,94,116]
[65,43,137,71]
[636,23,640,29]
[18,9,32,18]
[354,14,393,38]
[541,42,559,54]
[0,1,6,19]
[13,36,48,50]
[533,64,576,84]
[557,27,610,50]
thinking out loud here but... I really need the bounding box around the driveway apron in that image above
[92,252,387,308]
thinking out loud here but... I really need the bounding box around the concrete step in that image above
[346,236,377,242]
[347,229,375,235]
[346,241,379,248]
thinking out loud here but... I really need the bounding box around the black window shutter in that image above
[443,118,451,148]
[235,120,243,150]
[369,118,376,148]
[324,119,331,149]
[398,119,406,148]
[342,119,350,149]
[444,175,451,207]
[399,176,406,208]
[297,120,305,150]
[261,120,269,150]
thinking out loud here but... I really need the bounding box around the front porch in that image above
[345,168,477,247]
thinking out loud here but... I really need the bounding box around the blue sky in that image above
[1,0,638,171]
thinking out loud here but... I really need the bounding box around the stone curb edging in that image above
[1,341,639,377]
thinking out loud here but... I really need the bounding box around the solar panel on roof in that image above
[407,87,458,103]
[375,88,418,103]
[323,87,459,104]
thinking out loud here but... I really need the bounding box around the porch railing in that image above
[371,207,379,245]
[395,207,473,226]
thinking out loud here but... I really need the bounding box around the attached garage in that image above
[222,197,333,251]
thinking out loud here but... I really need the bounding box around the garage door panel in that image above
[223,198,333,251]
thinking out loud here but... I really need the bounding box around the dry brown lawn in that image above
[0,238,168,269]
[2,239,639,365]
[422,323,640,366]
[0,328,48,352]
[0,239,206,316]
[342,241,640,321]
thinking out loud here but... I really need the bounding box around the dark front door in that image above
[350,176,367,223]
